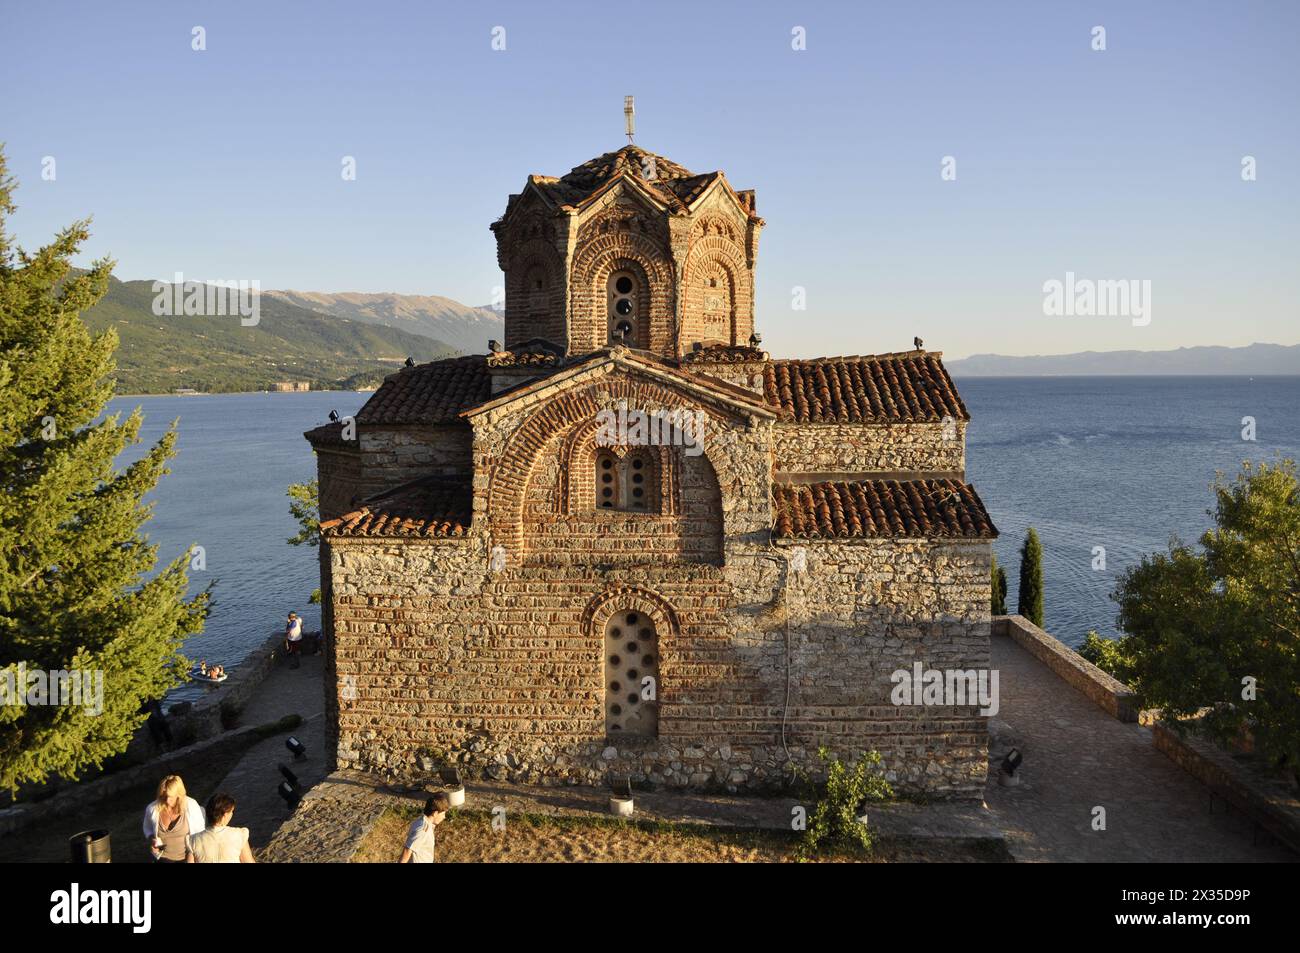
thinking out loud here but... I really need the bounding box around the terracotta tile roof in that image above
[773,479,997,540]
[513,147,760,221]
[303,421,351,448]
[321,477,472,539]
[354,356,492,425]
[764,352,969,423]
[680,343,769,365]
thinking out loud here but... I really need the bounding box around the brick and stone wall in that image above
[325,533,990,797]
[358,424,473,497]
[772,421,966,475]
[315,447,362,521]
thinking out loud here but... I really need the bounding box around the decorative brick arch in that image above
[506,240,566,349]
[582,584,680,647]
[570,229,675,355]
[488,375,736,555]
[558,418,680,516]
[682,234,749,348]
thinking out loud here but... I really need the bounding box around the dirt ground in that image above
[354,806,1010,863]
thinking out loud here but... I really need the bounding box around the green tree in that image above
[0,151,208,791]
[286,479,321,604]
[1017,527,1044,627]
[1112,459,1300,780]
[1078,631,1133,683]
[990,553,1008,615]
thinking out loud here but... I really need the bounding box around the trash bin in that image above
[69,829,112,863]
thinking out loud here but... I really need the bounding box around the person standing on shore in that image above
[142,775,205,863]
[285,611,303,668]
[399,793,450,863]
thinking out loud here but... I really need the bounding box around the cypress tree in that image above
[1018,527,1044,627]
[0,150,208,791]
[990,553,1008,615]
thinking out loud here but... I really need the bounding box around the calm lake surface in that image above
[109,377,1300,701]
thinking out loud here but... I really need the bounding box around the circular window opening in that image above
[611,704,623,716]
[627,694,639,705]
[609,654,621,666]
[627,614,639,625]
[615,276,634,294]
[610,681,621,692]
[615,298,633,317]
[626,641,639,653]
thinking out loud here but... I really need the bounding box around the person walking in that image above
[190,792,256,863]
[399,793,450,863]
[285,611,303,668]
[142,775,205,863]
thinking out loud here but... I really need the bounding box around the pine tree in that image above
[990,553,1008,615]
[1018,527,1044,627]
[0,150,208,791]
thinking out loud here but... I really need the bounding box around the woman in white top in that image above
[142,775,206,863]
[189,792,256,863]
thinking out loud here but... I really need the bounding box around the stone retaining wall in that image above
[1153,721,1300,854]
[0,725,264,837]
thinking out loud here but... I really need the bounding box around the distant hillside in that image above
[267,290,503,355]
[83,276,457,394]
[946,342,1300,376]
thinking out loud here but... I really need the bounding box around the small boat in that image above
[191,667,228,684]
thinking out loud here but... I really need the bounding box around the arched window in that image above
[594,448,658,513]
[607,269,642,346]
[605,609,659,737]
[596,450,620,510]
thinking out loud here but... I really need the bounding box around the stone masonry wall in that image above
[326,535,990,797]
[772,421,966,475]
[358,424,473,497]
[315,447,362,521]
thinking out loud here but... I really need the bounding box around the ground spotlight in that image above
[286,736,307,759]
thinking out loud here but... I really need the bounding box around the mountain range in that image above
[266,290,502,356]
[83,277,485,394]
[945,343,1300,376]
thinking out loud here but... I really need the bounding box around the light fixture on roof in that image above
[488,339,502,353]
[749,332,762,348]
[624,96,635,144]
[328,409,340,422]
[404,356,415,367]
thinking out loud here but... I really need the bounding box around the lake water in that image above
[109,377,1300,700]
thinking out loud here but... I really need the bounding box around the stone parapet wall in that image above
[993,615,1138,722]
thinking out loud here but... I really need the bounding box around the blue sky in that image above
[2,0,1296,359]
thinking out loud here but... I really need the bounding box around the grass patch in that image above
[353,803,1008,864]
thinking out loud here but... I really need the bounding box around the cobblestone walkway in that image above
[985,634,1295,862]
[215,652,328,850]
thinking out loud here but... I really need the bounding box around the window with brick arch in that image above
[604,610,658,737]
[595,449,658,513]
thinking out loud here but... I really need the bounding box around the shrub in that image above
[798,747,893,859]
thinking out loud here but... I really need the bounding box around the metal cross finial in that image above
[624,96,635,144]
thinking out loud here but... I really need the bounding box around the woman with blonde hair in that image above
[142,774,206,863]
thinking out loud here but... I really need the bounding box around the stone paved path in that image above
[984,633,1295,862]
[214,651,328,850]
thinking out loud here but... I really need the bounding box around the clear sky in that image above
[2,0,1296,359]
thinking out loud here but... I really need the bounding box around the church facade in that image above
[305,145,997,797]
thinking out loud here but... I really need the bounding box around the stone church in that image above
[305,143,997,797]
